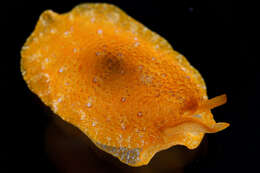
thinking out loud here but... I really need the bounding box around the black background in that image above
[2,0,258,173]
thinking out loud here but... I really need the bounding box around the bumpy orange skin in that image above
[20,3,229,166]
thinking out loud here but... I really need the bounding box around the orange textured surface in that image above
[20,3,229,166]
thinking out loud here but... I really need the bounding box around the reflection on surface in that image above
[45,114,208,173]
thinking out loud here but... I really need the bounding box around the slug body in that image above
[21,3,229,166]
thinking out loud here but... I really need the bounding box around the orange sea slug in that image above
[20,3,229,166]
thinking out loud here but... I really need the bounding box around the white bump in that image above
[53,104,58,112]
[73,48,78,53]
[177,54,183,59]
[92,121,96,127]
[181,67,186,72]
[93,77,97,83]
[29,53,40,61]
[59,68,63,73]
[87,102,92,108]
[97,29,103,34]
[22,46,29,50]
[121,123,126,130]
[39,32,43,37]
[134,42,140,47]
[41,18,47,26]
[57,97,62,103]
[138,65,143,70]
[32,37,39,42]
[141,140,145,146]
[52,97,62,113]
[81,114,86,120]
[137,112,143,117]
[22,70,26,76]
[121,97,126,102]
[68,14,74,21]
[151,57,156,61]
[155,45,159,49]
[161,73,166,77]
[50,29,56,34]
[143,27,148,32]
[64,31,69,36]
[43,74,50,82]
[193,114,202,118]
[134,37,138,41]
